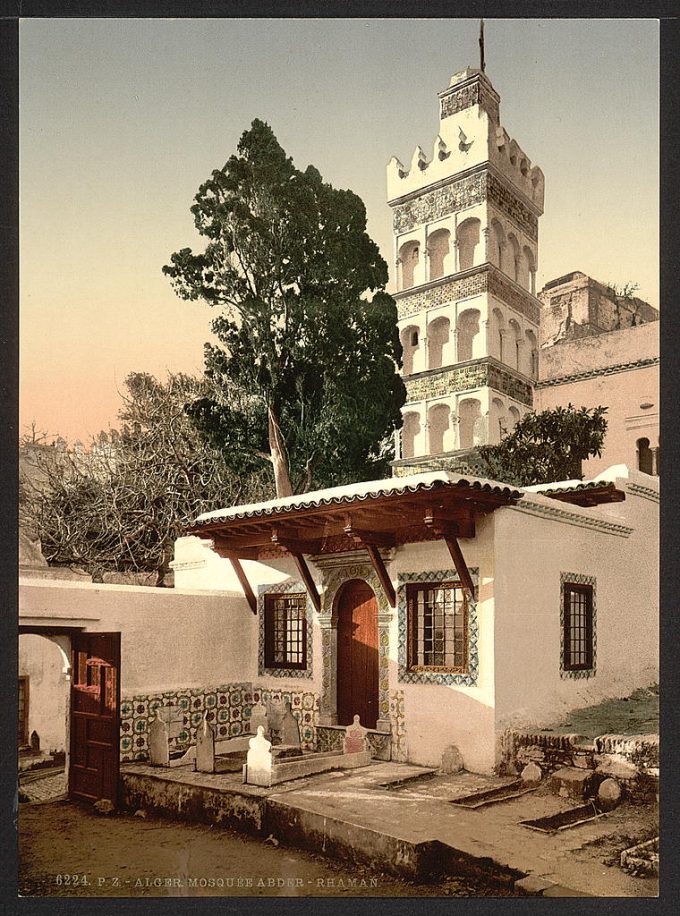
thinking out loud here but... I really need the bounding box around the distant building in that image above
[536,272,659,476]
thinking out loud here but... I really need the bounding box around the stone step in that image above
[548,766,595,800]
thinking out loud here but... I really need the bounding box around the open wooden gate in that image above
[69,632,121,806]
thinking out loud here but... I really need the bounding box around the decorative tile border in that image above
[389,689,408,762]
[560,572,597,680]
[257,579,314,679]
[120,682,252,762]
[397,569,479,685]
[315,725,391,761]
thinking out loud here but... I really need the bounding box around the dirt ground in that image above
[18,799,520,898]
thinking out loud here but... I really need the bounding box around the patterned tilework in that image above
[253,686,320,751]
[560,572,597,680]
[315,725,391,761]
[120,682,252,763]
[257,580,314,679]
[397,569,479,686]
[389,690,407,762]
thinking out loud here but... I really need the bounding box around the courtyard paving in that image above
[121,760,658,897]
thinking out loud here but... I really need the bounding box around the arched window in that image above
[458,398,481,450]
[427,316,450,370]
[400,325,420,376]
[398,241,420,290]
[491,307,505,362]
[456,218,481,272]
[507,234,520,283]
[522,246,536,294]
[427,228,451,281]
[489,218,506,271]
[637,437,654,475]
[491,397,505,445]
[402,412,421,459]
[508,405,521,431]
[456,308,480,362]
[508,318,522,370]
[525,329,538,379]
[428,403,451,455]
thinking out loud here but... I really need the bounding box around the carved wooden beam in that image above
[443,536,475,597]
[365,543,396,608]
[210,535,261,561]
[423,508,475,540]
[343,518,396,549]
[229,558,257,614]
[290,553,321,613]
[271,528,323,556]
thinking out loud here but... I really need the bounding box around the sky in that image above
[19,17,659,444]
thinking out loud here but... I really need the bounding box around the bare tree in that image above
[20,373,272,585]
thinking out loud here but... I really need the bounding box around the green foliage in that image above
[477,404,608,486]
[20,373,271,583]
[164,119,405,494]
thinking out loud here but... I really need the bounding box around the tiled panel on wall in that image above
[120,682,252,762]
[254,686,320,752]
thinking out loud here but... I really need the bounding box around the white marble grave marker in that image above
[245,726,273,787]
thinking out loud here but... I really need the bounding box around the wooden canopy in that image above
[186,476,522,614]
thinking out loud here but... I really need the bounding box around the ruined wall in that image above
[539,272,658,347]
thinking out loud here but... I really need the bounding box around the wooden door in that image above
[336,580,378,729]
[69,632,120,806]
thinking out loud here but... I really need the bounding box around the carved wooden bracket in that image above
[229,558,257,614]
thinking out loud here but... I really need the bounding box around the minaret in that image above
[388,65,544,475]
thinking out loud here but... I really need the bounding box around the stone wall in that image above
[404,359,533,406]
[392,170,538,241]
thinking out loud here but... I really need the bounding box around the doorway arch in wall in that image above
[334,579,379,729]
[427,316,450,370]
[317,562,392,735]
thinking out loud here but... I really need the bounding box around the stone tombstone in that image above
[148,716,170,766]
[597,777,623,811]
[441,745,464,775]
[195,715,215,773]
[249,702,269,738]
[245,726,273,787]
[156,704,183,740]
[344,715,368,755]
[520,762,543,785]
[280,701,301,748]
[267,699,285,746]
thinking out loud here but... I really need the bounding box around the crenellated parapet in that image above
[387,67,543,214]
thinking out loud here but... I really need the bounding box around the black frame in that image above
[263,592,307,671]
[562,582,594,671]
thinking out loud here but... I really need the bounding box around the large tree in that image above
[476,404,608,486]
[20,373,270,584]
[163,119,405,497]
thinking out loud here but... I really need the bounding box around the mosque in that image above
[20,56,659,802]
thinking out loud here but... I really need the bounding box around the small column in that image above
[451,327,459,365]
[482,225,490,263]
[318,616,338,726]
[651,446,660,476]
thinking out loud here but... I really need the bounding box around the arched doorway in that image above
[335,580,379,729]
